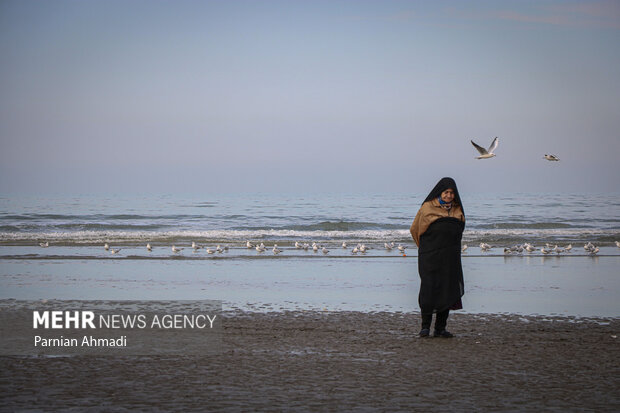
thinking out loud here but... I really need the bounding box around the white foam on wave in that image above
[464,228,619,241]
[0,229,411,243]
[1,227,618,244]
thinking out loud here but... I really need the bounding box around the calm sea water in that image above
[1,193,619,251]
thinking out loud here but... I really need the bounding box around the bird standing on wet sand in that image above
[172,245,183,253]
[480,242,492,251]
[471,137,499,159]
[147,243,152,251]
[39,241,49,248]
[584,242,595,251]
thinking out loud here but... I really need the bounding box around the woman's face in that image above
[441,189,455,203]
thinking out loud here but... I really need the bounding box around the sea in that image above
[1,192,619,317]
[1,192,619,250]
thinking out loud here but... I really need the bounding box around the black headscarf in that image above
[422,177,465,216]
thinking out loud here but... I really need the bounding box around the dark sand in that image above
[1,311,619,411]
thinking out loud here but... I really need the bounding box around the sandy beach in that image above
[1,310,618,411]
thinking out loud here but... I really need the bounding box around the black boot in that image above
[433,309,453,338]
[419,313,432,337]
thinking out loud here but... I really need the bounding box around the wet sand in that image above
[1,311,619,411]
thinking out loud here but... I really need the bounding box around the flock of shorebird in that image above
[244,240,408,255]
[461,241,608,255]
[471,137,560,162]
[36,240,619,256]
[88,240,411,256]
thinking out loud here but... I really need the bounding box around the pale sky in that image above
[1,0,619,194]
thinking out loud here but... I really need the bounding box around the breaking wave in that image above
[1,228,618,246]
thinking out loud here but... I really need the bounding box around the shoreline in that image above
[2,311,619,411]
[2,256,618,318]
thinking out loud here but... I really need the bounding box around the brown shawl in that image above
[410,198,465,247]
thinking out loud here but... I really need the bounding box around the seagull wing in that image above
[487,137,499,154]
[471,140,488,155]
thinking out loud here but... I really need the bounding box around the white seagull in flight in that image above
[544,154,560,161]
[471,137,499,159]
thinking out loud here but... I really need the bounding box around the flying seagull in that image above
[471,137,499,159]
[544,154,560,161]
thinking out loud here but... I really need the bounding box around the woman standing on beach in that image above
[410,177,465,338]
